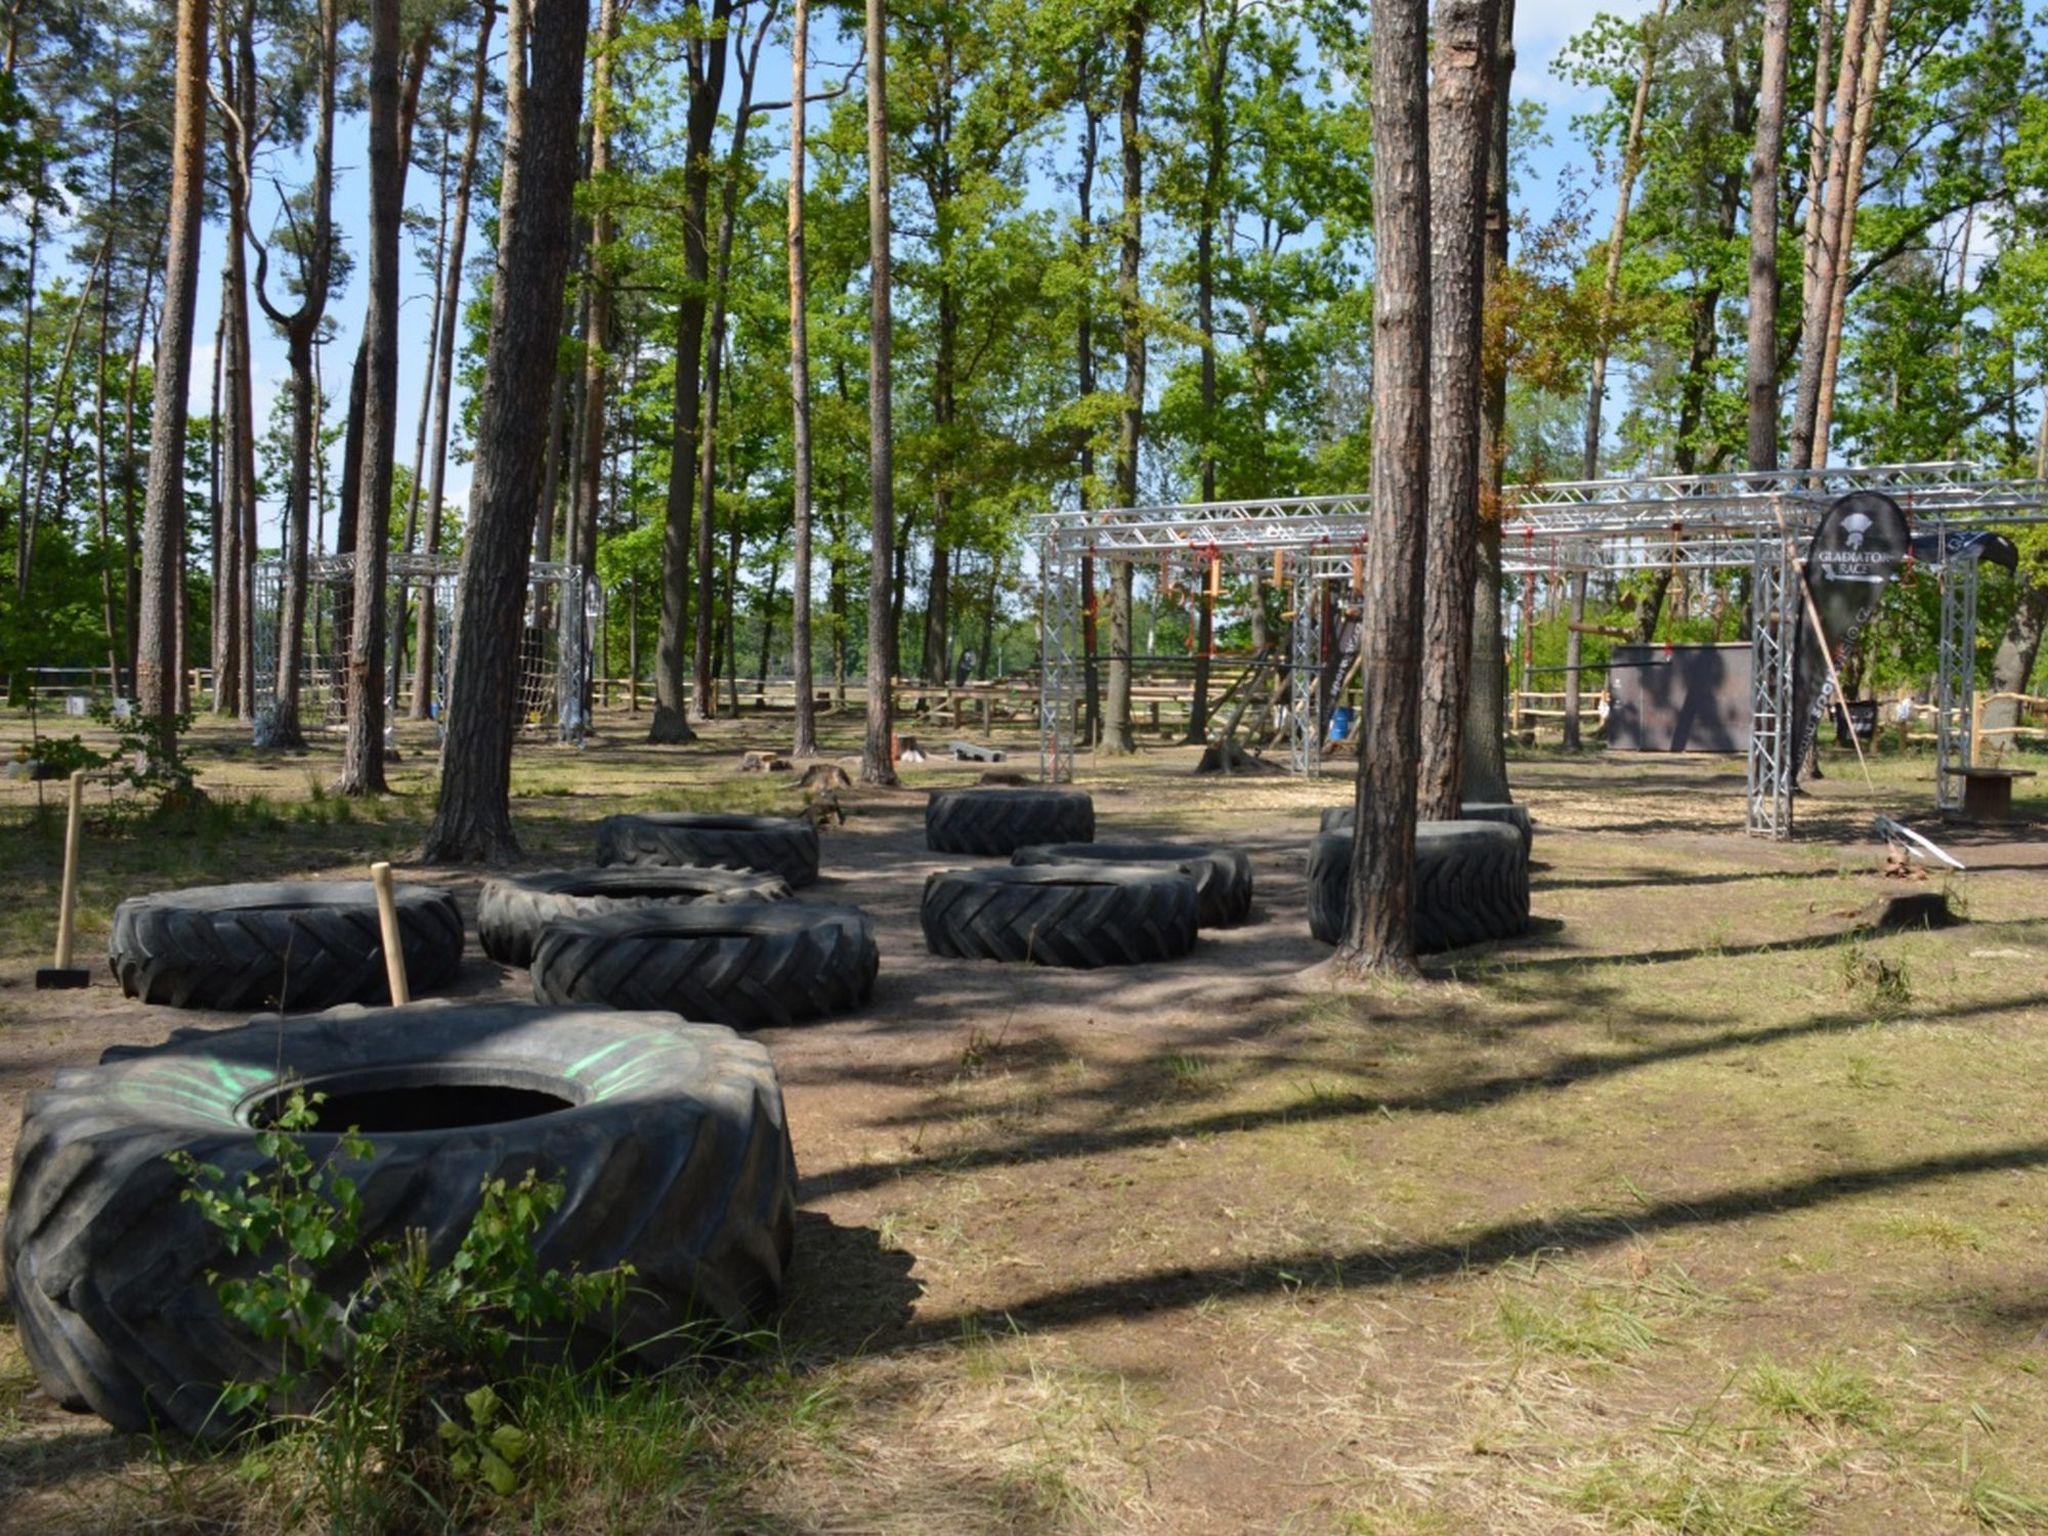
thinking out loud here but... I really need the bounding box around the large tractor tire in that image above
[108,881,463,1012]
[924,788,1094,856]
[1306,821,1529,950]
[921,864,1197,968]
[1320,800,1533,855]
[3,1002,796,1438]
[594,812,821,888]
[531,902,877,1030]
[478,867,791,968]
[1010,841,1252,927]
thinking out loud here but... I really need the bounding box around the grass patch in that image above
[1742,1355,1890,1431]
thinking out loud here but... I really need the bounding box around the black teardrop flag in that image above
[1792,490,1910,778]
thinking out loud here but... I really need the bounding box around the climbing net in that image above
[250,553,597,745]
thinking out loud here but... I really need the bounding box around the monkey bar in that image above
[1036,462,2048,835]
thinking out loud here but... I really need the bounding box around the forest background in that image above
[3,0,2045,761]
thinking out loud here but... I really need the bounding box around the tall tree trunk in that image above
[1810,0,1892,467]
[1569,0,1663,747]
[1339,0,1429,974]
[1580,0,1664,481]
[1416,0,1499,819]
[860,0,898,784]
[1103,3,1146,757]
[1984,571,2048,732]
[789,0,818,756]
[209,307,228,709]
[1789,0,1869,470]
[95,248,124,695]
[423,0,592,860]
[1462,0,1515,807]
[568,0,621,724]
[414,1,496,719]
[341,0,404,795]
[122,225,164,695]
[1077,85,1103,746]
[694,4,776,721]
[254,0,339,748]
[1747,0,1789,471]
[393,150,449,707]
[333,337,368,701]
[136,0,208,762]
[1184,3,1236,744]
[651,0,732,741]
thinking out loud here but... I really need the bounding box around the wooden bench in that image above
[1951,766,2037,820]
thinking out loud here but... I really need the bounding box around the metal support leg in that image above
[1935,534,1978,812]
[1039,535,1080,783]
[1746,532,1795,838]
[1289,576,1322,778]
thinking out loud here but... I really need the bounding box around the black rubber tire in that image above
[1320,801,1533,856]
[531,902,877,1029]
[478,867,792,969]
[921,864,1198,967]
[1010,841,1252,927]
[3,1002,796,1438]
[925,788,1094,856]
[108,881,464,1012]
[593,812,821,888]
[1306,821,1530,950]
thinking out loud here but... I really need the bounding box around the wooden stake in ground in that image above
[36,770,90,990]
[369,861,410,1005]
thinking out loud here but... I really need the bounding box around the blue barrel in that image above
[1329,706,1357,741]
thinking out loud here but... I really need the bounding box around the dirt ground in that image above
[2,708,2047,1533]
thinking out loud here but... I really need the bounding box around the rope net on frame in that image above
[251,554,598,747]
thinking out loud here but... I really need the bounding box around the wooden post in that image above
[53,770,85,969]
[369,861,410,1005]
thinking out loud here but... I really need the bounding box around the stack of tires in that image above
[919,788,1250,969]
[1306,813,1531,950]
[477,811,880,1030]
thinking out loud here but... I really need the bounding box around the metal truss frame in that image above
[1035,462,2048,791]
[1288,575,1323,777]
[1744,533,1799,839]
[1933,528,1981,814]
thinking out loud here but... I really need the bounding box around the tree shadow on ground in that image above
[907,1138,2048,1339]
[795,987,2037,1202]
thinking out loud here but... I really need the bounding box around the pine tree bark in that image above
[1462,0,1515,807]
[651,0,731,741]
[861,0,898,784]
[341,0,404,795]
[1747,0,1789,472]
[694,3,776,721]
[789,0,818,757]
[413,3,496,719]
[1789,0,1868,470]
[135,0,208,760]
[1810,0,1891,467]
[423,0,592,861]
[1416,0,1499,820]
[1568,0,1663,746]
[251,0,339,748]
[1076,83,1103,746]
[1184,0,1237,744]
[1102,2,1146,757]
[567,0,620,724]
[1339,0,1429,974]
